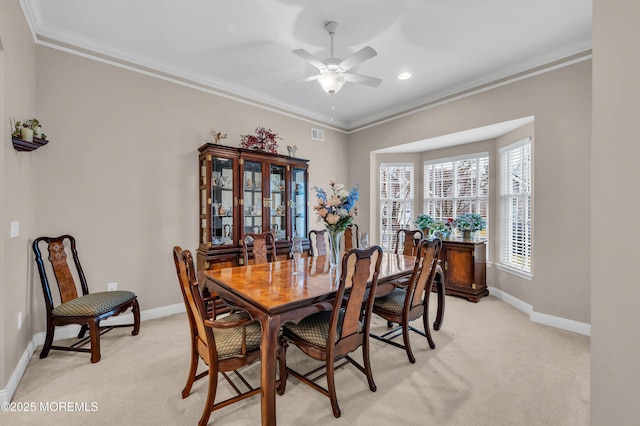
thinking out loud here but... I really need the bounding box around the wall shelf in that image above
[12,137,49,152]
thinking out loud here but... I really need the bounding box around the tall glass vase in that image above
[327,229,343,268]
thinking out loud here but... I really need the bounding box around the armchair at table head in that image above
[278,245,384,418]
[371,238,442,363]
[242,232,277,265]
[172,246,262,426]
[32,235,140,363]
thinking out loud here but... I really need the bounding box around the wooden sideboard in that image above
[439,239,488,302]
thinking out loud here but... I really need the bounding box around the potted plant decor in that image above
[454,213,486,240]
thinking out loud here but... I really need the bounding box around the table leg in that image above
[260,314,281,426]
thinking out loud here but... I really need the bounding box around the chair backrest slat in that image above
[408,239,442,310]
[243,232,277,265]
[394,229,424,256]
[332,246,383,345]
[173,247,217,360]
[309,229,327,256]
[47,240,78,303]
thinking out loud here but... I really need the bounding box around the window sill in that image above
[496,263,533,281]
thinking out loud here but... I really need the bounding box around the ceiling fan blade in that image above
[345,73,382,87]
[339,46,377,71]
[292,49,326,70]
[284,74,320,86]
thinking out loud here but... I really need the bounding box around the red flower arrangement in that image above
[239,126,281,154]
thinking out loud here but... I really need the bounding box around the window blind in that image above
[499,138,532,274]
[380,162,414,251]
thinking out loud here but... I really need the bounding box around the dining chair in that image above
[370,238,442,363]
[394,229,424,256]
[32,235,140,363]
[278,245,384,418]
[173,246,262,426]
[242,232,277,265]
[343,223,359,251]
[308,229,328,256]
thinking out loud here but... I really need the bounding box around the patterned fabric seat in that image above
[282,309,362,347]
[372,288,406,314]
[214,311,262,358]
[52,291,136,317]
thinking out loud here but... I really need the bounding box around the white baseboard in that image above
[0,303,185,404]
[488,287,591,336]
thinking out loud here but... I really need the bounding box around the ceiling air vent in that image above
[311,128,324,141]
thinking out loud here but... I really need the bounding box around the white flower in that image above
[338,189,349,198]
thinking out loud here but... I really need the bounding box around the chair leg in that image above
[198,366,217,426]
[89,320,101,363]
[277,338,288,395]
[422,310,435,349]
[326,357,341,418]
[182,338,200,398]
[40,320,55,359]
[131,298,141,336]
[402,321,416,364]
[362,336,377,392]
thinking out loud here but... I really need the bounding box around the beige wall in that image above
[592,0,640,424]
[1,0,38,391]
[349,60,592,324]
[33,45,350,315]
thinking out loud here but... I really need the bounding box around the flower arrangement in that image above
[454,213,486,231]
[431,218,455,233]
[240,126,280,154]
[415,214,434,230]
[312,179,359,233]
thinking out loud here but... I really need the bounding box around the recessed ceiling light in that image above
[398,72,412,80]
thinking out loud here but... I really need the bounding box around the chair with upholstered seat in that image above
[32,235,140,363]
[370,238,442,363]
[278,245,383,418]
[242,232,277,265]
[173,246,263,426]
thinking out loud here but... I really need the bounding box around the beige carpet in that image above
[4,295,589,425]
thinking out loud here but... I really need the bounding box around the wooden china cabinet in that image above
[196,143,309,277]
[440,239,488,302]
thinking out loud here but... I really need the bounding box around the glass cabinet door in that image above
[292,167,307,239]
[269,164,287,241]
[243,160,263,236]
[210,157,235,246]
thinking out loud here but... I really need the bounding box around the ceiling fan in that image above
[288,21,382,95]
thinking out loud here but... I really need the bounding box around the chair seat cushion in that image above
[374,288,408,314]
[214,311,262,359]
[52,291,136,317]
[283,309,361,348]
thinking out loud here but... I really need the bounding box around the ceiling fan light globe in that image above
[318,72,346,94]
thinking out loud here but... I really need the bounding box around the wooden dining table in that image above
[203,252,440,426]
